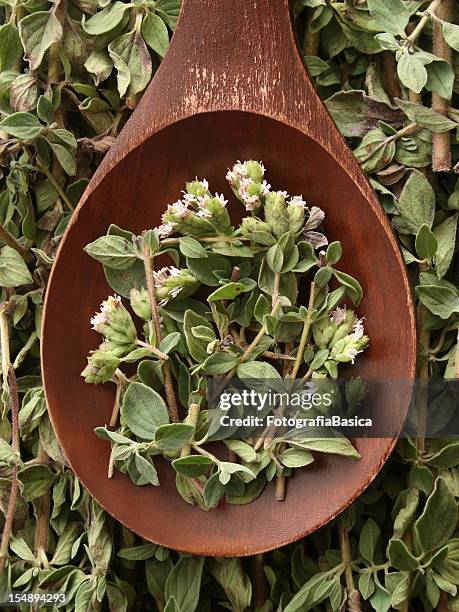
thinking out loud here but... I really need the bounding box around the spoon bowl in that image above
[42,2,416,556]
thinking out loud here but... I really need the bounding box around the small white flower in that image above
[261,180,271,195]
[226,169,237,186]
[153,266,180,287]
[289,195,307,209]
[345,347,360,364]
[330,307,347,325]
[168,200,190,219]
[243,194,261,211]
[351,318,365,340]
[90,295,122,332]
[196,208,212,218]
[215,193,228,207]
[182,192,198,205]
[157,222,176,238]
[170,286,183,298]
[276,190,289,198]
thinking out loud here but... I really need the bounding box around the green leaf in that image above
[397,53,427,94]
[425,60,455,100]
[286,437,361,460]
[223,440,257,463]
[10,73,37,113]
[48,142,76,176]
[208,282,245,302]
[186,253,232,286]
[415,224,437,260]
[332,269,363,305]
[83,1,131,36]
[201,352,238,375]
[142,12,170,57]
[18,465,55,501]
[0,246,33,287]
[84,235,137,269]
[207,558,252,611]
[121,382,169,440]
[415,477,457,553]
[325,90,404,138]
[0,111,42,139]
[172,455,213,477]
[183,310,215,362]
[280,448,314,468]
[387,539,419,571]
[165,557,204,612]
[218,462,255,485]
[237,361,281,380]
[434,214,458,278]
[266,244,284,273]
[395,98,457,133]
[393,169,435,234]
[179,236,207,259]
[367,0,409,35]
[154,424,194,452]
[359,518,381,563]
[0,23,23,72]
[159,332,182,355]
[440,19,459,52]
[84,50,113,87]
[203,472,226,509]
[325,241,342,264]
[10,536,35,563]
[132,453,159,486]
[18,11,63,71]
[117,543,157,560]
[415,282,459,319]
[108,29,152,98]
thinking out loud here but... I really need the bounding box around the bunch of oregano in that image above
[82,160,368,508]
[0,0,459,610]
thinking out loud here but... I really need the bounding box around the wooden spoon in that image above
[42,0,416,556]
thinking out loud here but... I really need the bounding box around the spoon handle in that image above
[143,0,317,117]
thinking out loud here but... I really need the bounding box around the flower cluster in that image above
[158,179,231,237]
[226,160,270,211]
[313,307,369,365]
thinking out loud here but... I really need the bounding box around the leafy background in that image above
[0,0,459,609]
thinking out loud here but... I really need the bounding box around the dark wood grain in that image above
[41,0,417,556]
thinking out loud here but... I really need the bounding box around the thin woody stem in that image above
[142,240,179,422]
[431,0,452,172]
[338,519,361,611]
[0,224,33,263]
[0,305,20,574]
[406,0,442,44]
[291,283,316,379]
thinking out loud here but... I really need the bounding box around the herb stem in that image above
[34,444,51,570]
[338,519,361,611]
[0,304,20,575]
[0,224,33,263]
[406,0,442,44]
[251,554,267,609]
[136,339,169,361]
[12,331,38,369]
[239,301,281,366]
[272,272,281,308]
[431,0,452,172]
[37,162,74,212]
[455,329,459,379]
[142,240,179,423]
[180,403,200,458]
[291,283,315,379]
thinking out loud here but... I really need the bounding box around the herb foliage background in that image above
[0,0,458,610]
